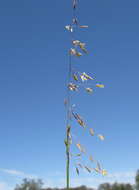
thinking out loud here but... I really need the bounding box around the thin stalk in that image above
[66,128,70,190]
[66,52,72,189]
[66,0,77,188]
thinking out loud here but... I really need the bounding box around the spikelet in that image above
[76,52,82,57]
[78,163,83,168]
[82,72,94,80]
[73,74,78,81]
[84,166,91,173]
[77,119,85,127]
[89,128,95,136]
[94,167,100,173]
[79,25,89,28]
[65,25,73,32]
[80,74,88,82]
[76,143,85,153]
[79,43,88,54]
[102,169,107,176]
[80,72,94,82]
[97,161,102,171]
[76,167,79,175]
[72,112,86,128]
[98,134,105,141]
[73,18,78,25]
[72,40,88,53]
[96,83,104,88]
[70,48,76,55]
[68,83,78,91]
[73,0,78,9]
[70,48,82,57]
[86,88,93,93]
[89,155,94,162]
[72,40,81,46]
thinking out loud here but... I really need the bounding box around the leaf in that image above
[96,83,104,88]
[89,128,95,136]
[86,88,93,93]
[84,166,91,173]
[98,134,105,141]
[76,167,79,175]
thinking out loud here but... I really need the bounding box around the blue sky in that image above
[0,0,139,189]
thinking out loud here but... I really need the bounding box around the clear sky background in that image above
[0,0,139,189]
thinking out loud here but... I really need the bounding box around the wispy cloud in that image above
[0,168,37,179]
[0,182,12,190]
[43,171,136,188]
[107,171,136,179]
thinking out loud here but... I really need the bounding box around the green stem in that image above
[66,146,70,189]
[66,127,70,190]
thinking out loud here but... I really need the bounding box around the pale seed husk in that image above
[79,25,89,28]
[89,128,95,136]
[98,134,105,141]
[76,167,79,175]
[86,88,93,93]
[84,166,91,173]
[89,155,94,162]
[96,83,104,88]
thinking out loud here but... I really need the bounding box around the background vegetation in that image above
[14,170,139,190]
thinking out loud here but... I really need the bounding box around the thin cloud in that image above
[0,169,136,188]
[0,182,12,190]
[0,168,37,179]
[107,171,136,178]
[43,171,136,188]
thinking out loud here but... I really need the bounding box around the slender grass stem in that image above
[66,133,70,190]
